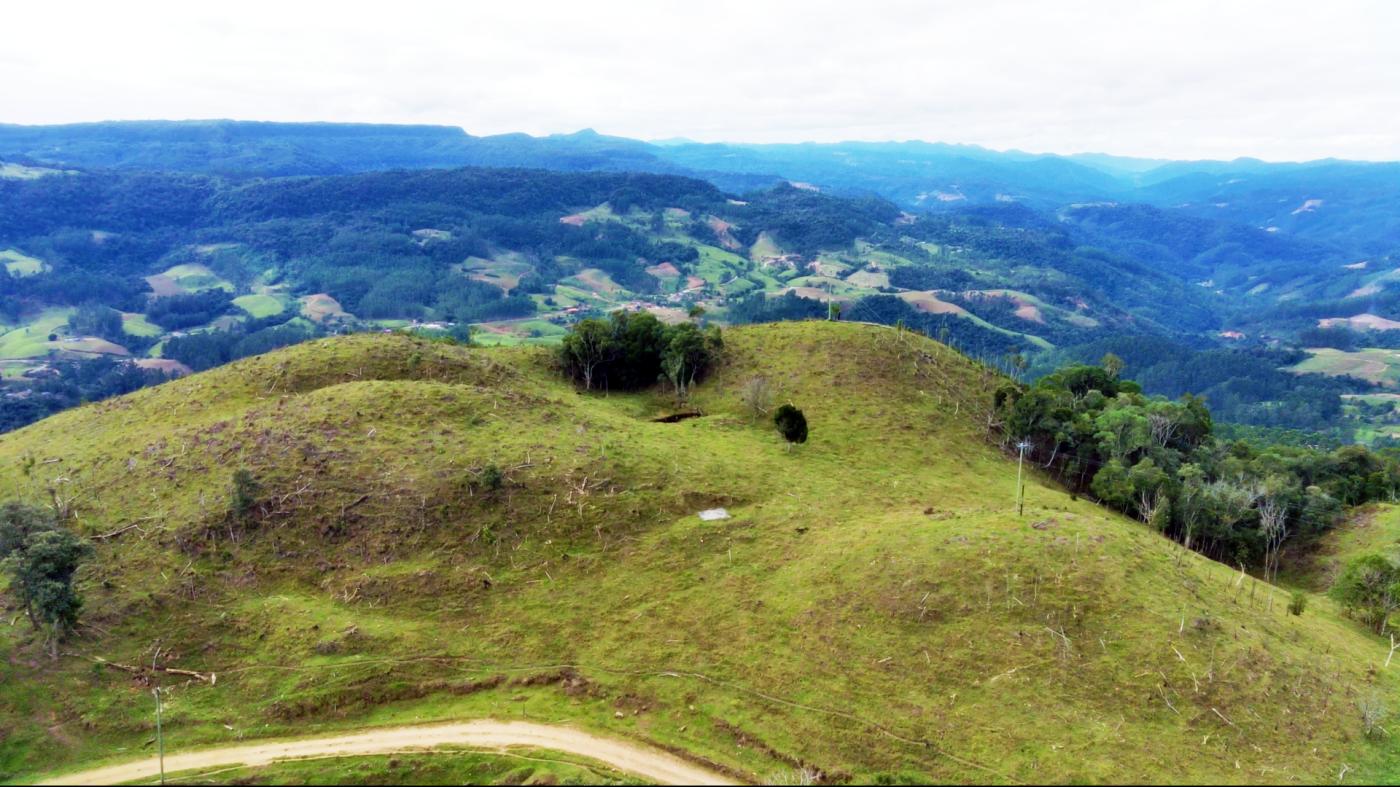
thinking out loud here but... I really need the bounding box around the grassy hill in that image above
[1,322,1397,784]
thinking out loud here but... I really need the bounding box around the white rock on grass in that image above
[698,508,731,521]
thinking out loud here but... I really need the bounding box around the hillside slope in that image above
[1,322,1397,784]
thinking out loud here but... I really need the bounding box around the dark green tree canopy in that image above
[0,502,93,650]
[559,311,721,393]
[997,363,1397,568]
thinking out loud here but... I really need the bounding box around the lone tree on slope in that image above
[0,503,93,657]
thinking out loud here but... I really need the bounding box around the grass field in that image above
[0,308,74,359]
[562,268,625,296]
[151,263,236,294]
[0,323,1396,784]
[1283,504,1400,592]
[0,249,47,277]
[300,293,349,323]
[120,312,163,338]
[748,232,784,262]
[232,294,289,319]
[1287,347,1400,386]
[464,254,536,294]
[0,163,71,180]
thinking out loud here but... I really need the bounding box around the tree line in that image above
[996,360,1399,573]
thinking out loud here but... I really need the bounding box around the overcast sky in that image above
[4,1,1398,161]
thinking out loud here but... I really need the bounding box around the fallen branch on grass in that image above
[75,654,218,685]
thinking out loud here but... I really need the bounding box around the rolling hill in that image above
[2,322,1397,784]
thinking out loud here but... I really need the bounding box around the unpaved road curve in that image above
[37,719,738,786]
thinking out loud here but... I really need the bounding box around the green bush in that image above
[1288,590,1307,616]
[774,404,809,447]
[230,469,262,523]
[1330,553,1400,633]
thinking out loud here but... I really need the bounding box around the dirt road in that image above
[37,719,738,785]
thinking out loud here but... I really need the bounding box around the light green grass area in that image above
[0,250,47,277]
[859,249,917,269]
[463,254,536,294]
[472,319,569,347]
[232,294,288,319]
[692,245,750,285]
[748,232,784,262]
[560,269,624,297]
[0,162,73,180]
[300,294,349,323]
[0,323,1396,785]
[158,263,236,293]
[120,312,162,338]
[844,268,890,289]
[1284,504,1400,592]
[0,308,74,359]
[1286,347,1400,387]
[560,203,618,225]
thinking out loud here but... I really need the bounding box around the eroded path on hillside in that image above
[37,719,738,786]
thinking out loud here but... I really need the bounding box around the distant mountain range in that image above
[2,119,1397,251]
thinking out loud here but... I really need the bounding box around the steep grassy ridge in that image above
[1,322,1397,784]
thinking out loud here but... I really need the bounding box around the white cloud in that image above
[2,0,1397,161]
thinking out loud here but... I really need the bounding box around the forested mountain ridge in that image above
[0,164,1262,429]
[5,120,1400,442]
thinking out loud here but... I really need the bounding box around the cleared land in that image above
[233,294,289,319]
[1286,347,1400,387]
[0,323,1396,784]
[0,308,74,359]
[0,249,47,276]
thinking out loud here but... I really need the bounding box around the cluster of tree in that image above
[146,289,234,330]
[1041,335,1368,434]
[0,357,172,433]
[0,502,92,657]
[997,361,1400,568]
[1297,325,1400,352]
[727,184,900,256]
[163,322,319,372]
[887,264,979,292]
[558,310,722,396]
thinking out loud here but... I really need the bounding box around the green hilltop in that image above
[1,321,1397,783]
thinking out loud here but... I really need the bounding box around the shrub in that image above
[230,469,262,523]
[1330,553,1400,633]
[479,464,505,492]
[740,376,773,422]
[1288,590,1307,616]
[774,404,808,447]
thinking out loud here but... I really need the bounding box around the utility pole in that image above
[152,687,165,785]
[1016,440,1030,516]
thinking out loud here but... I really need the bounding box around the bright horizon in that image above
[4,0,1399,162]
